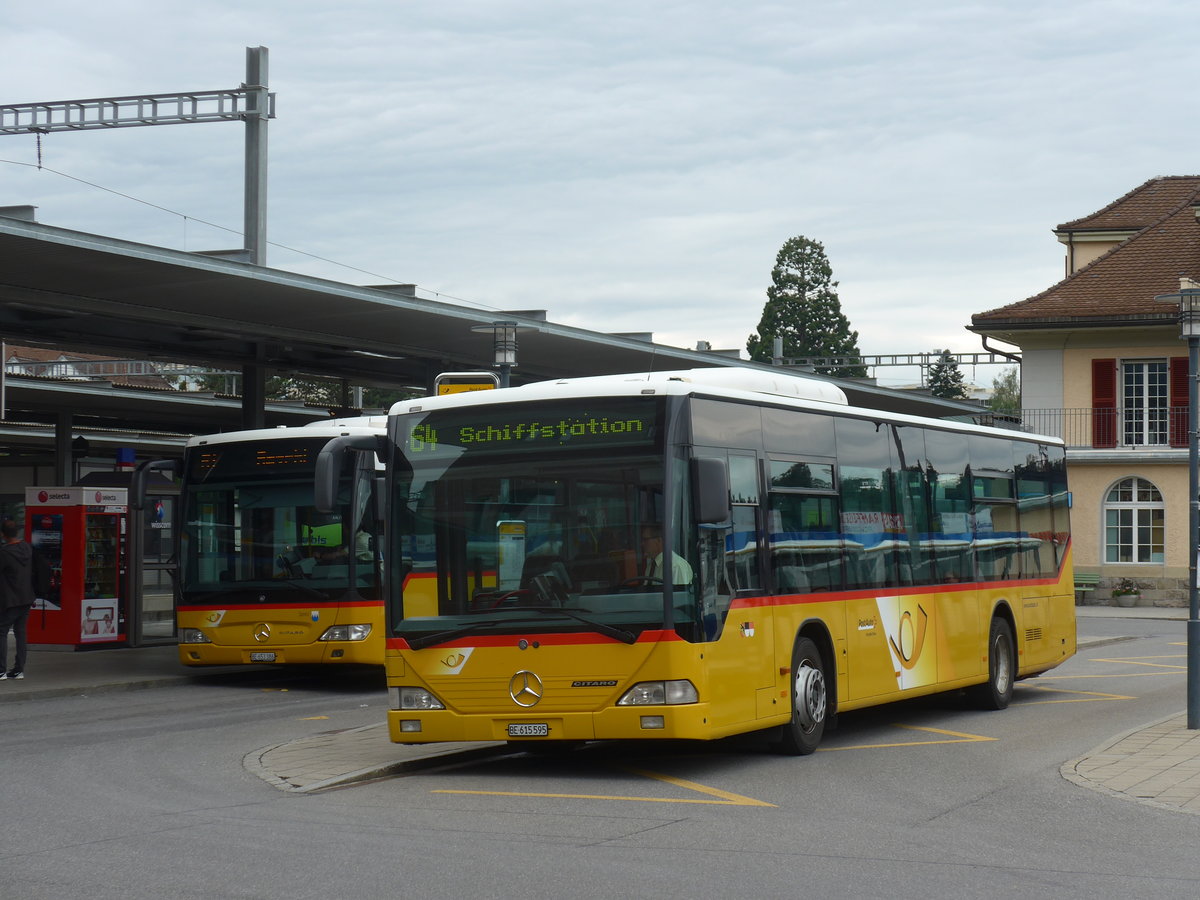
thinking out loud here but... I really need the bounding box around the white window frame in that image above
[1103,476,1165,564]
[1120,359,1168,447]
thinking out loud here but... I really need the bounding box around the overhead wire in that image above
[0,156,505,313]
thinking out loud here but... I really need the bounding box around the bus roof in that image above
[185,415,388,449]
[391,368,1061,447]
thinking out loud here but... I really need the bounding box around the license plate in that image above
[249,652,276,662]
[507,723,549,737]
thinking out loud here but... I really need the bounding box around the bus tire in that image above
[775,636,827,755]
[969,617,1015,710]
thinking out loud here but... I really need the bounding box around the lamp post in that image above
[1155,280,1200,728]
[470,320,520,388]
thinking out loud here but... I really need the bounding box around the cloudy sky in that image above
[1,1,1195,387]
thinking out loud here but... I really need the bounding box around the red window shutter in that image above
[1170,356,1190,448]
[1091,358,1117,449]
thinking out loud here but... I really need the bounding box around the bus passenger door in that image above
[695,451,775,729]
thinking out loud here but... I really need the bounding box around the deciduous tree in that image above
[988,366,1020,412]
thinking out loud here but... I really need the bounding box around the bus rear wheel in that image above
[775,636,827,755]
[969,617,1015,710]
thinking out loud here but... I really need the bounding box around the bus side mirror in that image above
[131,458,182,509]
[316,434,387,514]
[692,457,730,524]
[374,474,386,523]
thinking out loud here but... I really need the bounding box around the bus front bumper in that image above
[387,704,718,744]
[177,643,379,666]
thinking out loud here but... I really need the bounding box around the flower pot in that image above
[1114,593,1139,608]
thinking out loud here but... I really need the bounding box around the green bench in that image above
[1074,572,1100,601]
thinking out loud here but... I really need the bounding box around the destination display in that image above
[399,398,663,459]
[188,438,324,480]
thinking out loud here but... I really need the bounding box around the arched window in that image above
[1104,477,1164,564]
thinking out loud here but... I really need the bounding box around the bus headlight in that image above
[617,680,698,705]
[389,686,445,710]
[179,628,211,644]
[318,624,372,642]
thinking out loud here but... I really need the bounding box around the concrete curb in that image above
[1061,711,1200,817]
[244,722,505,793]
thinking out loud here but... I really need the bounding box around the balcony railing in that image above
[1017,407,1189,450]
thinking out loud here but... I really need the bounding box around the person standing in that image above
[0,518,36,680]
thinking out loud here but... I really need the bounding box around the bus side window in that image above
[727,455,761,593]
[697,524,733,640]
[768,491,842,593]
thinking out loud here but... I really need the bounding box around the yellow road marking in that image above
[300,715,330,720]
[819,724,996,751]
[1020,685,1133,703]
[1039,671,1174,679]
[620,767,776,806]
[432,766,774,807]
[1091,656,1184,671]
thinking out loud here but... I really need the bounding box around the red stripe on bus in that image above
[178,600,382,611]
[386,629,682,651]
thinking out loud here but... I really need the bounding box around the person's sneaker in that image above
[0,672,7,681]
[6,671,21,680]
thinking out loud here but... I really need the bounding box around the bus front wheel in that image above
[969,617,1015,710]
[775,636,827,755]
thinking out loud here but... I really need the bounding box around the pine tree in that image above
[746,236,866,378]
[927,349,969,400]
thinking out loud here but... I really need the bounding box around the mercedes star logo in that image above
[252,623,271,643]
[508,670,544,707]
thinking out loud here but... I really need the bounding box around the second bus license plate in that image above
[507,723,549,737]
[249,652,277,662]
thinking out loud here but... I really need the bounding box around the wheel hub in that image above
[794,664,826,730]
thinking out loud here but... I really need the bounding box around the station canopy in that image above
[0,213,977,431]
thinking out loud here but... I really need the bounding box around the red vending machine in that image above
[25,486,129,648]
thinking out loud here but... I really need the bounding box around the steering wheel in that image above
[618,576,663,590]
[468,589,528,611]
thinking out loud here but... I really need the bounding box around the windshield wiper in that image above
[406,617,525,651]
[277,578,333,600]
[522,606,638,644]
[405,608,638,650]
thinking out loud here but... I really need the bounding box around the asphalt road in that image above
[3,616,1198,899]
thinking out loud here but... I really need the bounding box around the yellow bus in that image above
[323,368,1073,753]
[174,417,387,667]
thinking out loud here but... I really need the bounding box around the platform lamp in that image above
[470,320,520,388]
[1155,277,1200,728]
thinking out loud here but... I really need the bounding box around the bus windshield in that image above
[181,437,379,602]
[389,396,702,643]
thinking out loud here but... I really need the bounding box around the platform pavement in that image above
[5,606,1200,810]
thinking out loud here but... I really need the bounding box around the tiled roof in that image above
[1056,175,1200,232]
[973,177,1200,328]
[5,345,113,363]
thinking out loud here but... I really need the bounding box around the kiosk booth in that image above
[24,486,128,648]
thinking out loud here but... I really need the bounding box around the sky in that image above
[1,0,1196,388]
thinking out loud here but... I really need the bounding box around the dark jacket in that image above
[0,540,36,610]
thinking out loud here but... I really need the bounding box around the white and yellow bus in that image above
[323,368,1073,753]
[174,417,387,667]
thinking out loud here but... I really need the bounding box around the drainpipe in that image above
[980,335,1021,364]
